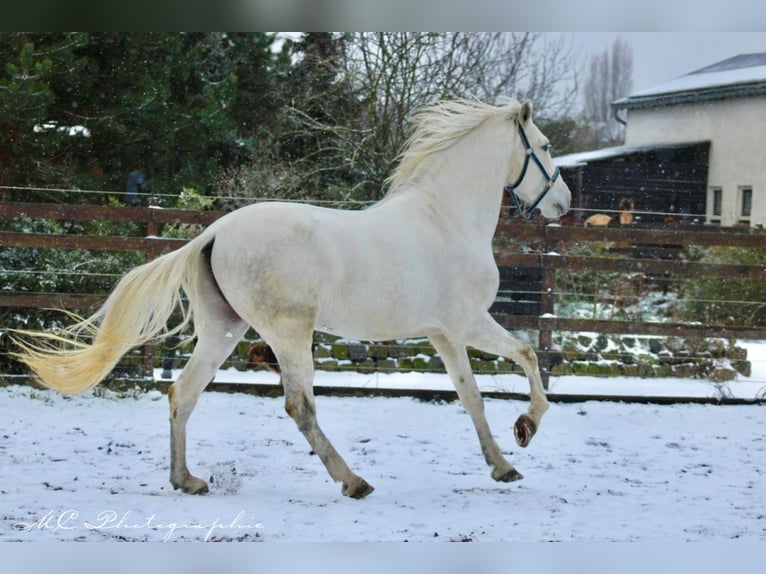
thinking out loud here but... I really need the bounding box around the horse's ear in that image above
[519,100,533,125]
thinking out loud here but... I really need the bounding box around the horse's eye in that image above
[541,144,551,153]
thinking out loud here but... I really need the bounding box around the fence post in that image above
[538,225,556,390]
[141,196,163,379]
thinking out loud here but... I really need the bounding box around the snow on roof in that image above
[614,52,766,108]
[553,141,708,169]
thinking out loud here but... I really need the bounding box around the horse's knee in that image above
[285,392,315,432]
[521,346,538,367]
[284,397,296,419]
[509,342,538,369]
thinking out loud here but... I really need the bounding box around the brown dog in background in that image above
[247,341,281,375]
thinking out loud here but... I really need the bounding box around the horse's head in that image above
[505,101,571,220]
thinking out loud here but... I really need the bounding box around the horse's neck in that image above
[413,122,511,242]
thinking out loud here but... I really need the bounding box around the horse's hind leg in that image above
[464,312,549,448]
[168,324,246,494]
[267,325,374,499]
[430,334,522,482]
[167,276,248,494]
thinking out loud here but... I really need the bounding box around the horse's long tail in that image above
[12,231,215,395]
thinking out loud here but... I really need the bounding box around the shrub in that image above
[681,245,766,327]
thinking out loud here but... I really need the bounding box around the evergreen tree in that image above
[279,33,368,200]
[0,33,88,198]
[0,32,284,203]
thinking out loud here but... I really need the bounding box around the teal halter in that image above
[505,122,560,219]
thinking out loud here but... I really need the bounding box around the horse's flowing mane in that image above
[385,98,521,194]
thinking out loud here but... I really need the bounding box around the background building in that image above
[555,52,766,227]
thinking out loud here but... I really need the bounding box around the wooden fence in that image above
[492,220,766,387]
[2,200,766,389]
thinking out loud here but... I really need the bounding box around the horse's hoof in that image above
[514,414,537,448]
[188,482,210,495]
[342,477,374,499]
[493,467,524,482]
[173,476,209,495]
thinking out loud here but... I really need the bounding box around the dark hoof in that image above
[173,476,209,495]
[342,477,375,499]
[493,467,524,482]
[514,414,537,448]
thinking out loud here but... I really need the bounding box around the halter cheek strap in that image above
[505,122,560,219]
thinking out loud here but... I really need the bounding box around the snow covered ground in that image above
[1,341,765,543]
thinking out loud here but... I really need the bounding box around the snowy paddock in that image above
[2,364,765,543]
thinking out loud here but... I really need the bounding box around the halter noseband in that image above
[505,121,560,219]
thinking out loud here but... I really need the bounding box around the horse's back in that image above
[206,201,443,339]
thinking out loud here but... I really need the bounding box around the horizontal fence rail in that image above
[492,221,766,387]
[0,201,224,225]
[2,200,766,391]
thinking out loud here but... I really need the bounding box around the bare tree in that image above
[218,33,581,205]
[583,36,633,146]
[335,32,580,197]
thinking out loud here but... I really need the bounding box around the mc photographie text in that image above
[15,509,264,541]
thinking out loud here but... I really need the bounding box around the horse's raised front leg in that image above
[464,312,550,448]
[168,313,248,494]
[429,334,522,482]
[269,332,374,499]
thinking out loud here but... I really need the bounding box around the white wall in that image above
[624,96,766,227]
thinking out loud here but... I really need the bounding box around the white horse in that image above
[15,99,570,498]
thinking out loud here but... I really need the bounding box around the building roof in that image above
[553,141,709,169]
[614,52,766,110]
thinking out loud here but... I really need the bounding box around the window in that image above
[712,188,722,216]
[708,187,722,223]
[740,187,752,217]
[738,186,752,224]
